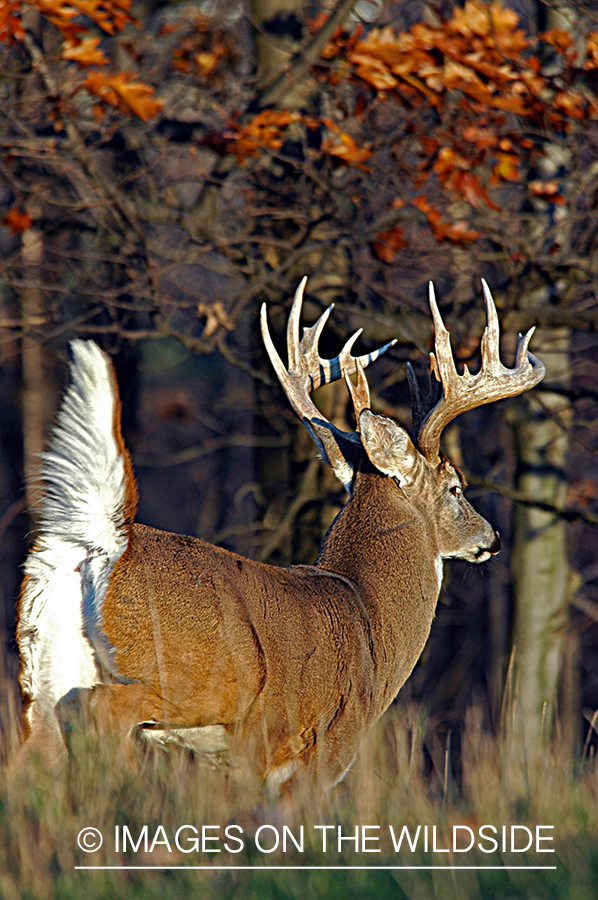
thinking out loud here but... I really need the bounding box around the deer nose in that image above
[489,530,501,555]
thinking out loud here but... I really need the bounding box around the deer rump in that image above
[17,279,544,791]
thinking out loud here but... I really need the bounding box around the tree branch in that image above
[256,0,359,109]
[467,475,598,527]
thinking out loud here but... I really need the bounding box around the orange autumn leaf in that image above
[110,74,162,120]
[441,220,482,242]
[487,91,527,115]
[307,10,330,34]
[3,208,33,233]
[373,225,407,262]
[413,195,448,236]
[413,195,435,215]
[528,180,566,205]
[462,124,498,150]
[440,168,500,210]
[0,0,26,43]
[553,90,585,120]
[228,109,301,163]
[449,0,494,38]
[26,0,81,42]
[433,146,471,179]
[413,195,481,243]
[585,33,598,70]
[461,172,500,210]
[63,35,108,67]
[82,71,162,120]
[449,0,519,40]
[493,25,528,58]
[62,0,134,35]
[349,53,398,91]
[442,58,490,96]
[321,119,372,169]
[541,28,574,53]
[23,0,135,42]
[493,151,520,181]
[196,48,224,78]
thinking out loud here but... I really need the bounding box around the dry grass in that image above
[1,665,597,900]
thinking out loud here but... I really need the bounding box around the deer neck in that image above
[315,469,442,709]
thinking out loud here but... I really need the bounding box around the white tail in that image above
[17,280,545,789]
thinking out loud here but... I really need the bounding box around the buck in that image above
[17,278,545,790]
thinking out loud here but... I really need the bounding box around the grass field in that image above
[1,665,597,900]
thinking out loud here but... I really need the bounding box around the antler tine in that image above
[427,282,457,389]
[260,303,295,406]
[344,359,371,428]
[355,338,397,373]
[480,278,500,371]
[335,328,363,379]
[414,280,546,465]
[300,303,334,363]
[286,276,307,372]
[515,326,537,368]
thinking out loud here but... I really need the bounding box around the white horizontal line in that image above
[75,865,558,871]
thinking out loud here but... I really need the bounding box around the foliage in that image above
[2,1,597,298]
[1,0,161,120]
[0,0,597,809]
[222,0,598,258]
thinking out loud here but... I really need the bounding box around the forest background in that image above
[0,0,598,897]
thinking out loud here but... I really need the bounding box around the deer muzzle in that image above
[474,530,501,561]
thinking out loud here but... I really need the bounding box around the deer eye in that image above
[449,485,462,497]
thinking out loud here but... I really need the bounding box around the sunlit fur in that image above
[17,342,136,751]
[17,338,502,787]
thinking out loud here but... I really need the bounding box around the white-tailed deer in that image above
[17,279,545,790]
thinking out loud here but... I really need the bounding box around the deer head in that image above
[261,278,545,566]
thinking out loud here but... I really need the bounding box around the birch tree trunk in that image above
[511,323,574,762]
[510,1,584,764]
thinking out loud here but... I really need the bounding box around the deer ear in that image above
[359,409,420,485]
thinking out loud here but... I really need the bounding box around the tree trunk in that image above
[249,0,303,93]
[511,324,574,762]
[20,198,54,517]
[510,1,583,766]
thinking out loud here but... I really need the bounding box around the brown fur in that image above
[89,457,489,787]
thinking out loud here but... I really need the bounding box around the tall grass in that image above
[1,664,597,900]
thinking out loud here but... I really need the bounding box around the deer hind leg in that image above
[86,681,233,767]
[88,681,169,739]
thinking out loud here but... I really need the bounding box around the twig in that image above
[466,475,598,527]
[135,433,290,469]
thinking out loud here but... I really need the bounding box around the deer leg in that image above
[87,681,178,753]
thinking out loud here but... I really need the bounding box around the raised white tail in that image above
[18,341,137,751]
[17,282,545,788]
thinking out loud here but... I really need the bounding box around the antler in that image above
[408,279,546,465]
[261,277,395,486]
